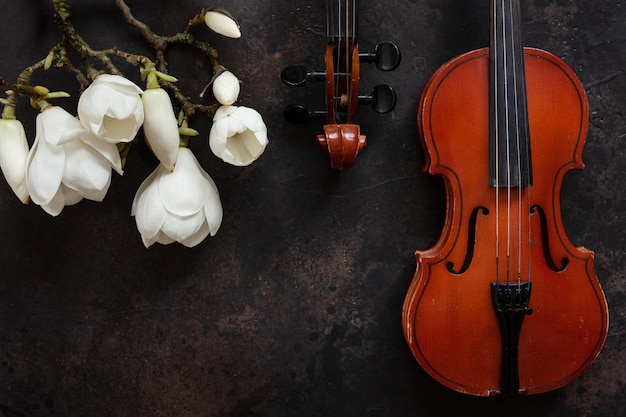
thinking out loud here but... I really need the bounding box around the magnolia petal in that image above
[39,186,67,216]
[180,220,211,248]
[61,184,84,206]
[141,235,157,248]
[150,231,177,247]
[78,83,113,135]
[26,137,65,206]
[0,119,30,203]
[231,107,269,141]
[158,148,208,216]
[142,88,179,171]
[197,162,223,236]
[141,229,179,248]
[131,167,159,216]
[95,74,144,95]
[102,89,143,134]
[39,106,85,146]
[161,211,206,242]
[100,114,142,143]
[209,106,236,148]
[203,198,223,237]
[62,140,113,201]
[81,133,123,175]
[132,169,168,240]
[204,9,241,38]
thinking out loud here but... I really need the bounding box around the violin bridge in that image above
[490,282,533,395]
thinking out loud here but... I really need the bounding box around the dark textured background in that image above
[0,1,624,416]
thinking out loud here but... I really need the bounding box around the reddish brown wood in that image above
[402,47,609,396]
[320,42,366,169]
[317,123,366,170]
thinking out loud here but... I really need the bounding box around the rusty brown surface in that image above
[0,1,624,416]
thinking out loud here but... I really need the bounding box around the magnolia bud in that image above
[0,118,29,203]
[212,71,240,105]
[204,9,241,38]
[142,88,180,171]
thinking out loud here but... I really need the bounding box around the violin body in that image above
[402,47,609,396]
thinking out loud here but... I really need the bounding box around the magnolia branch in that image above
[1,0,221,120]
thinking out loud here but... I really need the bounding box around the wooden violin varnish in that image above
[402,0,609,396]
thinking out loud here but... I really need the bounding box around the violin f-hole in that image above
[530,205,569,272]
[446,206,490,275]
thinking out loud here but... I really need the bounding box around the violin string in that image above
[345,0,350,110]
[493,0,501,286]
[507,0,524,286]
[518,0,533,288]
[500,0,513,285]
[334,0,341,120]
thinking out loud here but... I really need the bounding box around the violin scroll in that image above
[282,0,401,170]
[317,124,366,170]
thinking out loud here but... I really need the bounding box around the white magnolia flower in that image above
[77,74,144,143]
[131,147,222,248]
[0,118,30,203]
[142,88,179,171]
[204,9,241,38]
[26,106,122,216]
[209,106,268,166]
[212,70,240,105]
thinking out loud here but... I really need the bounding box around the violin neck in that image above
[326,0,358,43]
[489,0,533,187]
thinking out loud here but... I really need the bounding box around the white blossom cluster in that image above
[0,10,268,248]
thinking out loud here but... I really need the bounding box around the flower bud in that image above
[204,9,241,38]
[212,71,240,105]
[0,118,29,203]
[142,88,179,171]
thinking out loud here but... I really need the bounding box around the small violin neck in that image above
[326,0,358,42]
[489,0,533,187]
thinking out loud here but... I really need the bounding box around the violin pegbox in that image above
[281,40,401,170]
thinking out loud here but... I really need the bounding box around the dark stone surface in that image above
[0,1,624,416]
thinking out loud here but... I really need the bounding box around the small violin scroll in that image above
[281,0,400,170]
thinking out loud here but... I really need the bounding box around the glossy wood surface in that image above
[402,47,609,395]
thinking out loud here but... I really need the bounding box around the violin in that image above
[402,0,609,396]
[281,0,400,169]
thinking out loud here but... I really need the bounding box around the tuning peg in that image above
[359,85,397,114]
[283,104,327,124]
[359,42,401,71]
[281,66,326,87]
